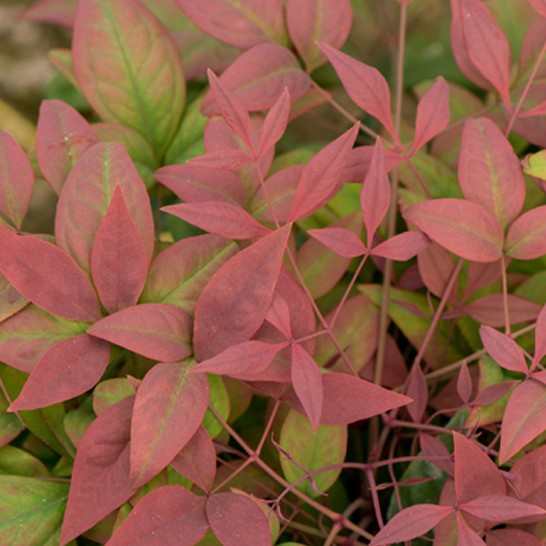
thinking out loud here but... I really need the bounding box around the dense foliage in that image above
[1,0,546,544]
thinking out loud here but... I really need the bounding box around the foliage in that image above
[1,0,546,544]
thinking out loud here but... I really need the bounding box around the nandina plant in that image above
[1,0,546,544]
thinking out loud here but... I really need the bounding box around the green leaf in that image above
[202,375,230,440]
[0,446,49,477]
[72,0,186,158]
[0,475,68,546]
[93,378,135,416]
[279,409,347,498]
[63,397,95,449]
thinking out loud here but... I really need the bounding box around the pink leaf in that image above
[455,513,487,546]
[55,143,154,274]
[451,0,511,109]
[532,304,546,369]
[155,164,246,206]
[106,485,208,546]
[403,198,504,263]
[462,294,540,327]
[162,201,269,240]
[91,186,148,314]
[312,373,411,425]
[453,432,505,504]
[206,492,271,546]
[458,118,525,228]
[487,529,542,546]
[87,303,192,363]
[307,227,367,258]
[360,138,391,244]
[319,43,397,139]
[341,145,403,182]
[417,242,458,301]
[171,427,217,492]
[36,100,99,194]
[0,132,34,229]
[420,433,454,475]
[22,0,77,28]
[461,495,546,522]
[194,224,290,360]
[201,44,310,115]
[60,397,136,545]
[406,365,428,423]
[9,334,109,411]
[188,149,253,170]
[191,340,287,381]
[371,231,430,261]
[130,362,209,488]
[291,344,323,432]
[207,70,252,149]
[290,124,359,221]
[176,0,286,49]
[457,361,472,404]
[370,504,453,545]
[0,228,101,322]
[479,325,528,374]
[411,76,451,155]
[500,378,546,463]
[286,0,352,72]
[504,205,546,260]
[258,87,290,155]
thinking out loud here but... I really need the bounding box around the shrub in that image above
[1,0,546,544]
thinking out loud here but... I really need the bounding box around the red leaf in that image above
[60,397,136,545]
[458,118,525,228]
[341,145,403,183]
[479,325,528,374]
[500,378,546,463]
[307,227,367,258]
[462,295,540,327]
[9,334,109,411]
[457,361,472,404]
[455,513,487,546]
[529,0,546,17]
[370,504,453,545]
[188,149,252,170]
[403,198,504,263]
[162,201,269,240]
[420,433,454,475]
[171,427,217,491]
[511,443,546,506]
[0,228,101,322]
[487,529,542,546]
[265,293,293,338]
[155,164,246,206]
[258,87,290,155]
[411,76,450,155]
[91,186,148,314]
[360,138,391,244]
[36,100,99,194]
[532,304,546,369]
[371,231,430,261]
[406,365,428,423]
[206,492,271,546]
[193,224,290,360]
[207,70,252,149]
[319,43,397,139]
[461,495,546,522]
[417,242,458,301]
[130,362,209,487]
[0,132,34,229]
[451,0,511,109]
[106,485,208,546]
[453,432,505,504]
[55,143,154,274]
[290,124,359,221]
[291,344,323,431]
[504,205,546,260]
[308,373,411,425]
[286,0,352,71]
[191,340,287,381]
[177,0,286,49]
[201,44,310,114]
[141,234,238,316]
[88,303,192,362]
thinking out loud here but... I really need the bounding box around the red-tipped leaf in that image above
[88,303,192,363]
